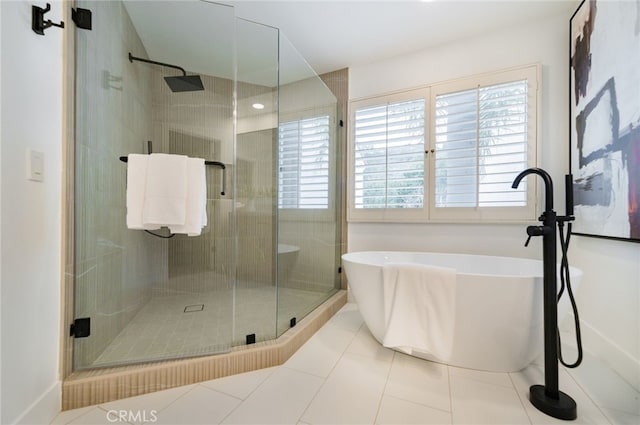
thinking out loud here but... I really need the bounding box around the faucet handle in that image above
[525,234,533,247]
[524,225,551,247]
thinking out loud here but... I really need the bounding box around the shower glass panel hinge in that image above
[246,334,256,345]
[290,317,297,328]
[338,267,342,274]
[70,317,90,338]
[71,7,92,30]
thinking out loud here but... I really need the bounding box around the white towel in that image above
[382,263,457,361]
[142,153,188,227]
[169,157,207,236]
[126,154,160,230]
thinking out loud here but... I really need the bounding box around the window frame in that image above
[347,64,541,223]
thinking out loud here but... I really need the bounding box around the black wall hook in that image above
[32,3,65,36]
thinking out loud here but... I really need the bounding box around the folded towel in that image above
[142,153,188,227]
[382,263,457,361]
[169,157,207,236]
[126,154,160,230]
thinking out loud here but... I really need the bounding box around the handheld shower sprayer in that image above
[512,168,580,421]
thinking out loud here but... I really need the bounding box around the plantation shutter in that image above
[278,115,330,209]
[434,80,528,208]
[353,99,425,209]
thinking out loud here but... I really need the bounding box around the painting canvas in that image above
[570,0,640,242]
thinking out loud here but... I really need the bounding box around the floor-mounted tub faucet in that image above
[512,167,577,421]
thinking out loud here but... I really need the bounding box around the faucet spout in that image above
[512,167,554,212]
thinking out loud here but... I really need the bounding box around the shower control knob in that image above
[527,225,551,237]
[524,234,533,247]
[524,225,552,247]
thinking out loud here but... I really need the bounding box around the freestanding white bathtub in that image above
[342,251,582,372]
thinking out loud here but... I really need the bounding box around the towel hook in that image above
[32,3,65,36]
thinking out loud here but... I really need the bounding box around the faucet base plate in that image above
[529,384,577,420]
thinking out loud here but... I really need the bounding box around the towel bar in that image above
[119,155,226,196]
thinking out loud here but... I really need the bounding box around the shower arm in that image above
[128,52,187,76]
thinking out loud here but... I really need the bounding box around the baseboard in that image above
[563,316,640,393]
[13,381,61,425]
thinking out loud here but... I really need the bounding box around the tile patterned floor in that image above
[54,303,639,425]
[91,285,332,367]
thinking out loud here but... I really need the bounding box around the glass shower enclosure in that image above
[72,0,341,370]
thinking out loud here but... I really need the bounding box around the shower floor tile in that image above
[91,284,329,367]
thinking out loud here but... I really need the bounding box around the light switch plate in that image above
[27,150,44,182]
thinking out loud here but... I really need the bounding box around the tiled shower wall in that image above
[150,73,235,295]
[236,129,277,286]
[73,1,168,368]
[147,72,276,293]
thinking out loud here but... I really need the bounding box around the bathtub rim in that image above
[341,250,583,280]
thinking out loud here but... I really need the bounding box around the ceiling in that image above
[124,0,576,84]
[225,0,577,75]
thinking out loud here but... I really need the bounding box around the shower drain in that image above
[184,304,204,313]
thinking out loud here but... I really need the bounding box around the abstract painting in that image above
[570,0,640,242]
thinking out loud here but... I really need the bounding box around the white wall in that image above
[348,12,640,392]
[0,1,63,424]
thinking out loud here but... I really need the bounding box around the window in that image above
[278,115,331,209]
[434,80,528,208]
[353,98,425,209]
[348,65,539,222]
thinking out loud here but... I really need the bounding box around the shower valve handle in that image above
[524,235,533,247]
[524,225,552,247]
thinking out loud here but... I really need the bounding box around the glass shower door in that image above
[276,34,341,336]
[73,0,236,369]
[234,18,280,345]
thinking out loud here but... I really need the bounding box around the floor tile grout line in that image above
[147,383,200,417]
[448,368,517,390]
[374,353,454,415]
[382,393,454,416]
[94,405,135,425]
[296,369,331,424]
[446,365,455,425]
[56,406,97,425]
[296,320,361,423]
[281,363,335,381]
[196,382,246,402]
[373,350,397,424]
[599,405,640,423]
[507,371,534,425]
[216,366,280,424]
[559,364,615,424]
